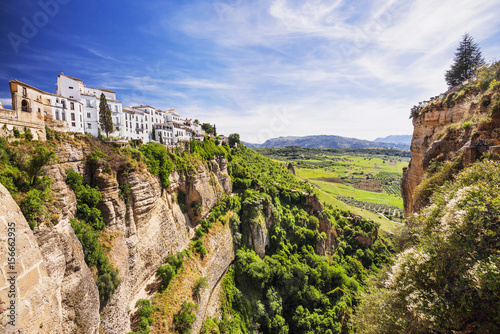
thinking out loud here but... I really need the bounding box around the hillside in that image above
[373,135,412,146]
[244,134,410,149]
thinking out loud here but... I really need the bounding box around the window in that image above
[86,100,91,107]
[56,98,59,103]
[62,112,66,121]
[87,113,91,118]
[70,102,74,110]
[69,96,74,99]
[72,122,76,127]
[69,86,73,89]
[38,108,41,113]
[62,100,66,109]
[136,123,139,128]
[126,121,128,128]
[80,115,82,122]
[22,87,27,97]
[87,123,92,129]
[21,99,29,111]
[55,111,60,120]
[47,98,51,104]
[71,113,75,121]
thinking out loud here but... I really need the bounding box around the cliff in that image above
[0,138,232,333]
[402,80,500,214]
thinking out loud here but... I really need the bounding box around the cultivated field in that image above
[256,147,410,229]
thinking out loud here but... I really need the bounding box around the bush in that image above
[19,189,46,229]
[139,143,173,189]
[119,183,132,202]
[128,299,156,334]
[193,276,209,300]
[174,301,198,334]
[13,128,20,138]
[157,264,175,290]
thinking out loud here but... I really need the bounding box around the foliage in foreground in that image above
[351,159,500,333]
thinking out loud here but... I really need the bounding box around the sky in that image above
[1,0,500,143]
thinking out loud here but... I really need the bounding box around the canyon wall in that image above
[402,89,500,214]
[0,139,233,333]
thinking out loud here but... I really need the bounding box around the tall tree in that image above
[99,93,113,137]
[445,33,484,87]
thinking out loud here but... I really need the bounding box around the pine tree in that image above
[99,93,113,138]
[445,33,484,87]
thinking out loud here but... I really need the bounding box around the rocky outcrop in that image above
[191,222,235,334]
[0,137,232,333]
[402,90,500,214]
[98,155,232,333]
[0,181,99,334]
[306,194,337,255]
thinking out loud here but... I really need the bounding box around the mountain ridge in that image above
[244,134,410,150]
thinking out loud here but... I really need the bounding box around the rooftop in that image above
[58,73,83,82]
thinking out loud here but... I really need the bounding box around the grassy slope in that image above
[314,188,399,233]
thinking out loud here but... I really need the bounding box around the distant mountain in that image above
[373,135,412,146]
[243,135,410,150]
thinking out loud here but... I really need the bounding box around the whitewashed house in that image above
[57,73,122,137]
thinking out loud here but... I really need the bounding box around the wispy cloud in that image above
[3,0,500,142]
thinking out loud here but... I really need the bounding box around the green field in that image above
[256,147,410,228]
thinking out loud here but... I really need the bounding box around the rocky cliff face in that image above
[402,88,500,214]
[0,138,232,333]
[100,156,232,333]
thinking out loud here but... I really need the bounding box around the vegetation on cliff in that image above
[352,159,500,333]
[196,146,394,334]
[0,138,56,228]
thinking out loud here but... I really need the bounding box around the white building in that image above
[57,73,122,137]
[55,73,207,144]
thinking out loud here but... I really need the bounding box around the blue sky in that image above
[2,0,500,143]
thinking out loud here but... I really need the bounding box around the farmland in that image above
[255,147,410,228]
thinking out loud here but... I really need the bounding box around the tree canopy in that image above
[445,33,484,87]
[99,93,113,137]
[228,133,240,148]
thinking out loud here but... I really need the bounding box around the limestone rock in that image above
[402,92,500,214]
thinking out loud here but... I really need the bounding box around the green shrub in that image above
[174,301,198,334]
[119,183,132,202]
[139,142,173,189]
[19,189,46,229]
[13,128,20,138]
[178,191,187,213]
[461,120,473,131]
[156,264,175,290]
[23,127,33,141]
[193,276,209,299]
[128,299,156,334]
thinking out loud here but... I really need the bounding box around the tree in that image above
[201,123,215,135]
[99,93,113,137]
[152,126,156,141]
[445,33,484,87]
[228,133,240,148]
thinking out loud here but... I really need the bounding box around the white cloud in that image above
[116,0,500,141]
